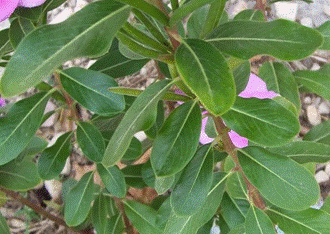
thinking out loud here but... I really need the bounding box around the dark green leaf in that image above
[222,97,300,146]
[97,164,126,198]
[245,205,276,234]
[233,9,264,21]
[187,5,209,38]
[304,119,330,145]
[226,171,248,199]
[0,92,50,165]
[64,172,95,226]
[207,19,323,60]
[142,160,156,188]
[238,147,320,211]
[145,101,165,140]
[316,21,330,50]
[9,17,35,48]
[38,132,73,180]
[176,39,235,116]
[0,0,130,97]
[156,197,172,229]
[17,136,48,161]
[0,213,10,234]
[0,29,12,60]
[60,68,125,115]
[233,60,250,94]
[121,164,147,189]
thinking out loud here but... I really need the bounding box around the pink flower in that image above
[0,98,5,107]
[0,0,46,22]
[200,73,279,148]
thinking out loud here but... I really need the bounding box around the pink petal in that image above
[199,115,214,144]
[18,0,46,7]
[0,0,19,22]
[228,130,248,148]
[0,98,5,107]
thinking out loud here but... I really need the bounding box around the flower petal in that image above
[18,0,46,7]
[0,0,19,22]
[228,130,248,148]
[199,116,214,144]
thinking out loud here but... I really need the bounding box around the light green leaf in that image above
[267,141,330,164]
[259,62,300,111]
[222,97,300,146]
[0,0,131,97]
[226,171,248,199]
[151,101,201,177]
[175,39,235,116]
[38,132,73,180]
[187,5,209,38]
[0,213,10,234]
[245,205,276,234]
[316,21,330,50]
[171,144,214,216]
[206,19,323,60]
[102,79,173,167]
[60,68,125,115]
[77,122,105,163]
[64,171,95,226]
[155,175,175,195]
[238,147,320,211]
[267,207,330,234]
[0,92,50,165]
[97,164,126,198]
[304,119,330,145]
[233,9,264,21]
[124,200,163,234]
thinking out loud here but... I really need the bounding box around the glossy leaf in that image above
[222,97,300,146]
[259,62,300,111]
[175,39,236,116]
[64,172,94,226]
[0,213,10,234]
[267,141,330,164]
[155,175,175,195]
[245,205,276,234]
[316,20,330,50]
[233,9,264,21]
[293,69,330,100]
[0,0,131,97]
[304,119,330,145]
[207,19,323,60]
[0,158,41,191]
[38,132,73,180]
[9,17,35,48]
[238,147,320,211]
[267,207,330,234]
[97,164,126,198]
[124,200,163,234]
[171,144,214,216]
[151,101,201,177]
[0,92,50,165]
[102,80,173,167]
[60,68,125,115]
[77,122,105,163]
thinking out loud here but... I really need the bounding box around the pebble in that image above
[311,63,321,71]
[300,17,313,27]
[315,170,329,183]
[307,105,322,126]
[49,8,73,24]
[274,2,298,21]
[304,96,312,105]
[325,164,330,176]
[319,102,330,114]
[42,102,57,127]
[323,5,330,17]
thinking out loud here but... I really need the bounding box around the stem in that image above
[113,198,134,234]
[212,116,266,210]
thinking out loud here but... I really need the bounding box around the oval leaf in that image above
[238,147,320,211]
[0,0,130,97]
[97,164,126,198]
[0,92,50,165]
[102,79,173,167]
[64,171,95,226]
[316,21,330,50]
[222,97,300,146]
[245,206,276,234]
[151,101,202,177]
[155,175,175,195]
[60,68,125,115]
[304,119,330,145]
[77,122,105,163]
[171,144,214,216]
[233,9,264,22]
[207,19,323,60]
[38,132,73,180]
[175,39,235,116]
[0,213,10,234]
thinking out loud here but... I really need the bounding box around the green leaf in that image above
[169,0,215,27]
[0,158,41,191]
[16,136,48,161]
[187,5,209,38]
[233,9,264,21]
[151,101,201,177]
[293,69,330,100]
[321,196,330,214]
[0,0,131,97]
[64,171,95,226]
[259,62,300,111]
[232,60,250,94]
[107,214,125,234]
[0,213,10,234]
[267,141,330,164]
[38,132,73,180]
[97,164,126,198]
[316,21,330,50]
[102,79,173,167]
[267,207,330,234]
[0,29,13,60]
[238,147,320,211]
[142,160,156,188]
[226,171,248,199]
[60,68,125,115]
[145,101,165,140]
[245,205,276,234]
[124,200,163,234]
[222,97,300,146]
[206,19,323,60]
[9,17,35,48]
[0,92,50,165]
[164,172,228,234]
[76,122,105,163]
[175,39,235,116]
[155,175,175,195]
[121,164,147,189]
[304,119,330,145]
[171,144,214,216]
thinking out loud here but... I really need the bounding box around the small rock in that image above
[304,96,312,105]
[311,63,321,71]
[228,0,248,18]
[135,131,147,142]
[49,8,73,24]
[307,105,321,126]
[300,17,313,27]
[274,2,298,21]
[42,102,57,127]
[315,170,329,183]
[319,102,330,114]
[325,164,330,176]
[323,5,330,17]
[44,180,62,203]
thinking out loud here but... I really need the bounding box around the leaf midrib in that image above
[207,37,306,44]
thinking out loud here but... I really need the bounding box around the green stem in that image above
[200,0,226,38]
[170,0,179,10]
